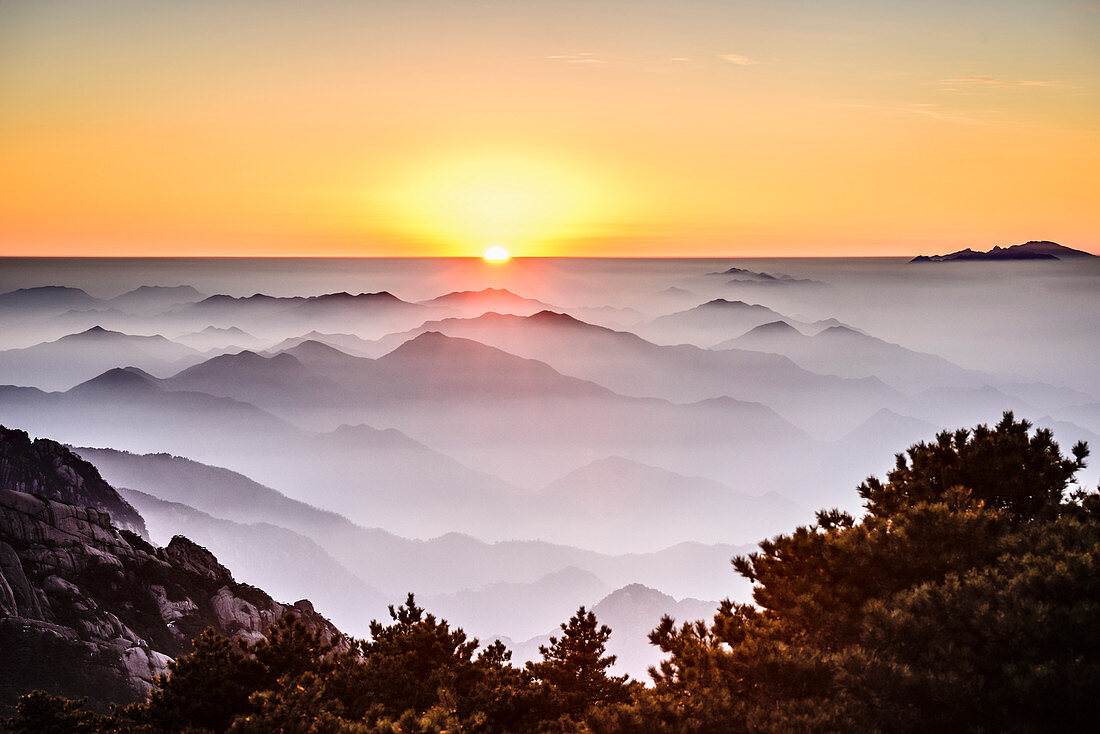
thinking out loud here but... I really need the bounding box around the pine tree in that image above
[527,606,633,720]
[591,412,1098,733]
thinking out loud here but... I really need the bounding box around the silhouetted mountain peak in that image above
[910,240,1095,262]
[310,290,403,303]
[529,310,587,326]
[71,367,160,393]
[196,325,250,336]
[109,285,205,307]
[843,408,936,442]
[700,298,754,309]
[197,293,291,306]
[180,349,307,376]
[61,326,175,346]
[426,287,520,301]
[817,325,864,338]
[0,286,99,309]
[400,329,565,359]
[743,320,801,336]
[117,285,200,296]
[215,349,266,364]
[282,339,352,360]
[418,288,555,315]
[388,331,510,365]
[594,583,676,612]
[400,330,453,347]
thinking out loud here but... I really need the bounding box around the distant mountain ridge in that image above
[69,446,757,603]
[717,319,988,392]
[910,240,1095,262]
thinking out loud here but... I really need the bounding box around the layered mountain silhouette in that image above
[260,331,817,489]
[70,446,755,646]
[717,320,987,392]
[363,310,897,439]
[639,298,797,346]
[106,285,206,313]
[419,287,557,317]
[267,330,376,357]
[424,566,610,643]
[173,325,268,352]
[2,254,1094,706]
[538,456,806,552]
[0,367,526,539]
[118,488,389,633]
[164,290,443,339]
[708,266,825,288]
[73,446,752,603]
[0,326,204,391]
[0,286,99,315]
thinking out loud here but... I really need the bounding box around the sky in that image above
[1,0,1098,257]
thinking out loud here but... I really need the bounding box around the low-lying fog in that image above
[1,255,1097,677]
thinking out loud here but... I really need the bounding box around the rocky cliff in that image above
[0,426,147,537]
[0,425,345,712]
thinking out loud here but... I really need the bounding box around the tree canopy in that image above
[590,412,1097,733]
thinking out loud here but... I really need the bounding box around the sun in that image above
[389,152,617,256]
[483,246,511,262]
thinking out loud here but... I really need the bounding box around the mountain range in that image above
[717,320,987,392]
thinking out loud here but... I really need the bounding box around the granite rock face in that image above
[0,426,146,537]
[0,425,345,712]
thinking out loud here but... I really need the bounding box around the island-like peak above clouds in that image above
[307,290,404,303]
[187,290,421,313]
[910,240,1097,262]
[194,325,250,335]
[107,285,205,312]
[197,292,295,305]
[695,298,776,311]
[173,325,268,351]
[707,267,824,287]
[0,285,100,311]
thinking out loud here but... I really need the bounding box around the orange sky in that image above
[1,1,1098,257]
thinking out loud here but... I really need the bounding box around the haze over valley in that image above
[2,253,1097,682]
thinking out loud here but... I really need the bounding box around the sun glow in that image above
[483,246,511,262]
[391,154,614,256]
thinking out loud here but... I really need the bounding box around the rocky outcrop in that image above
[0,427,346,712]
[0,425,146,536]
